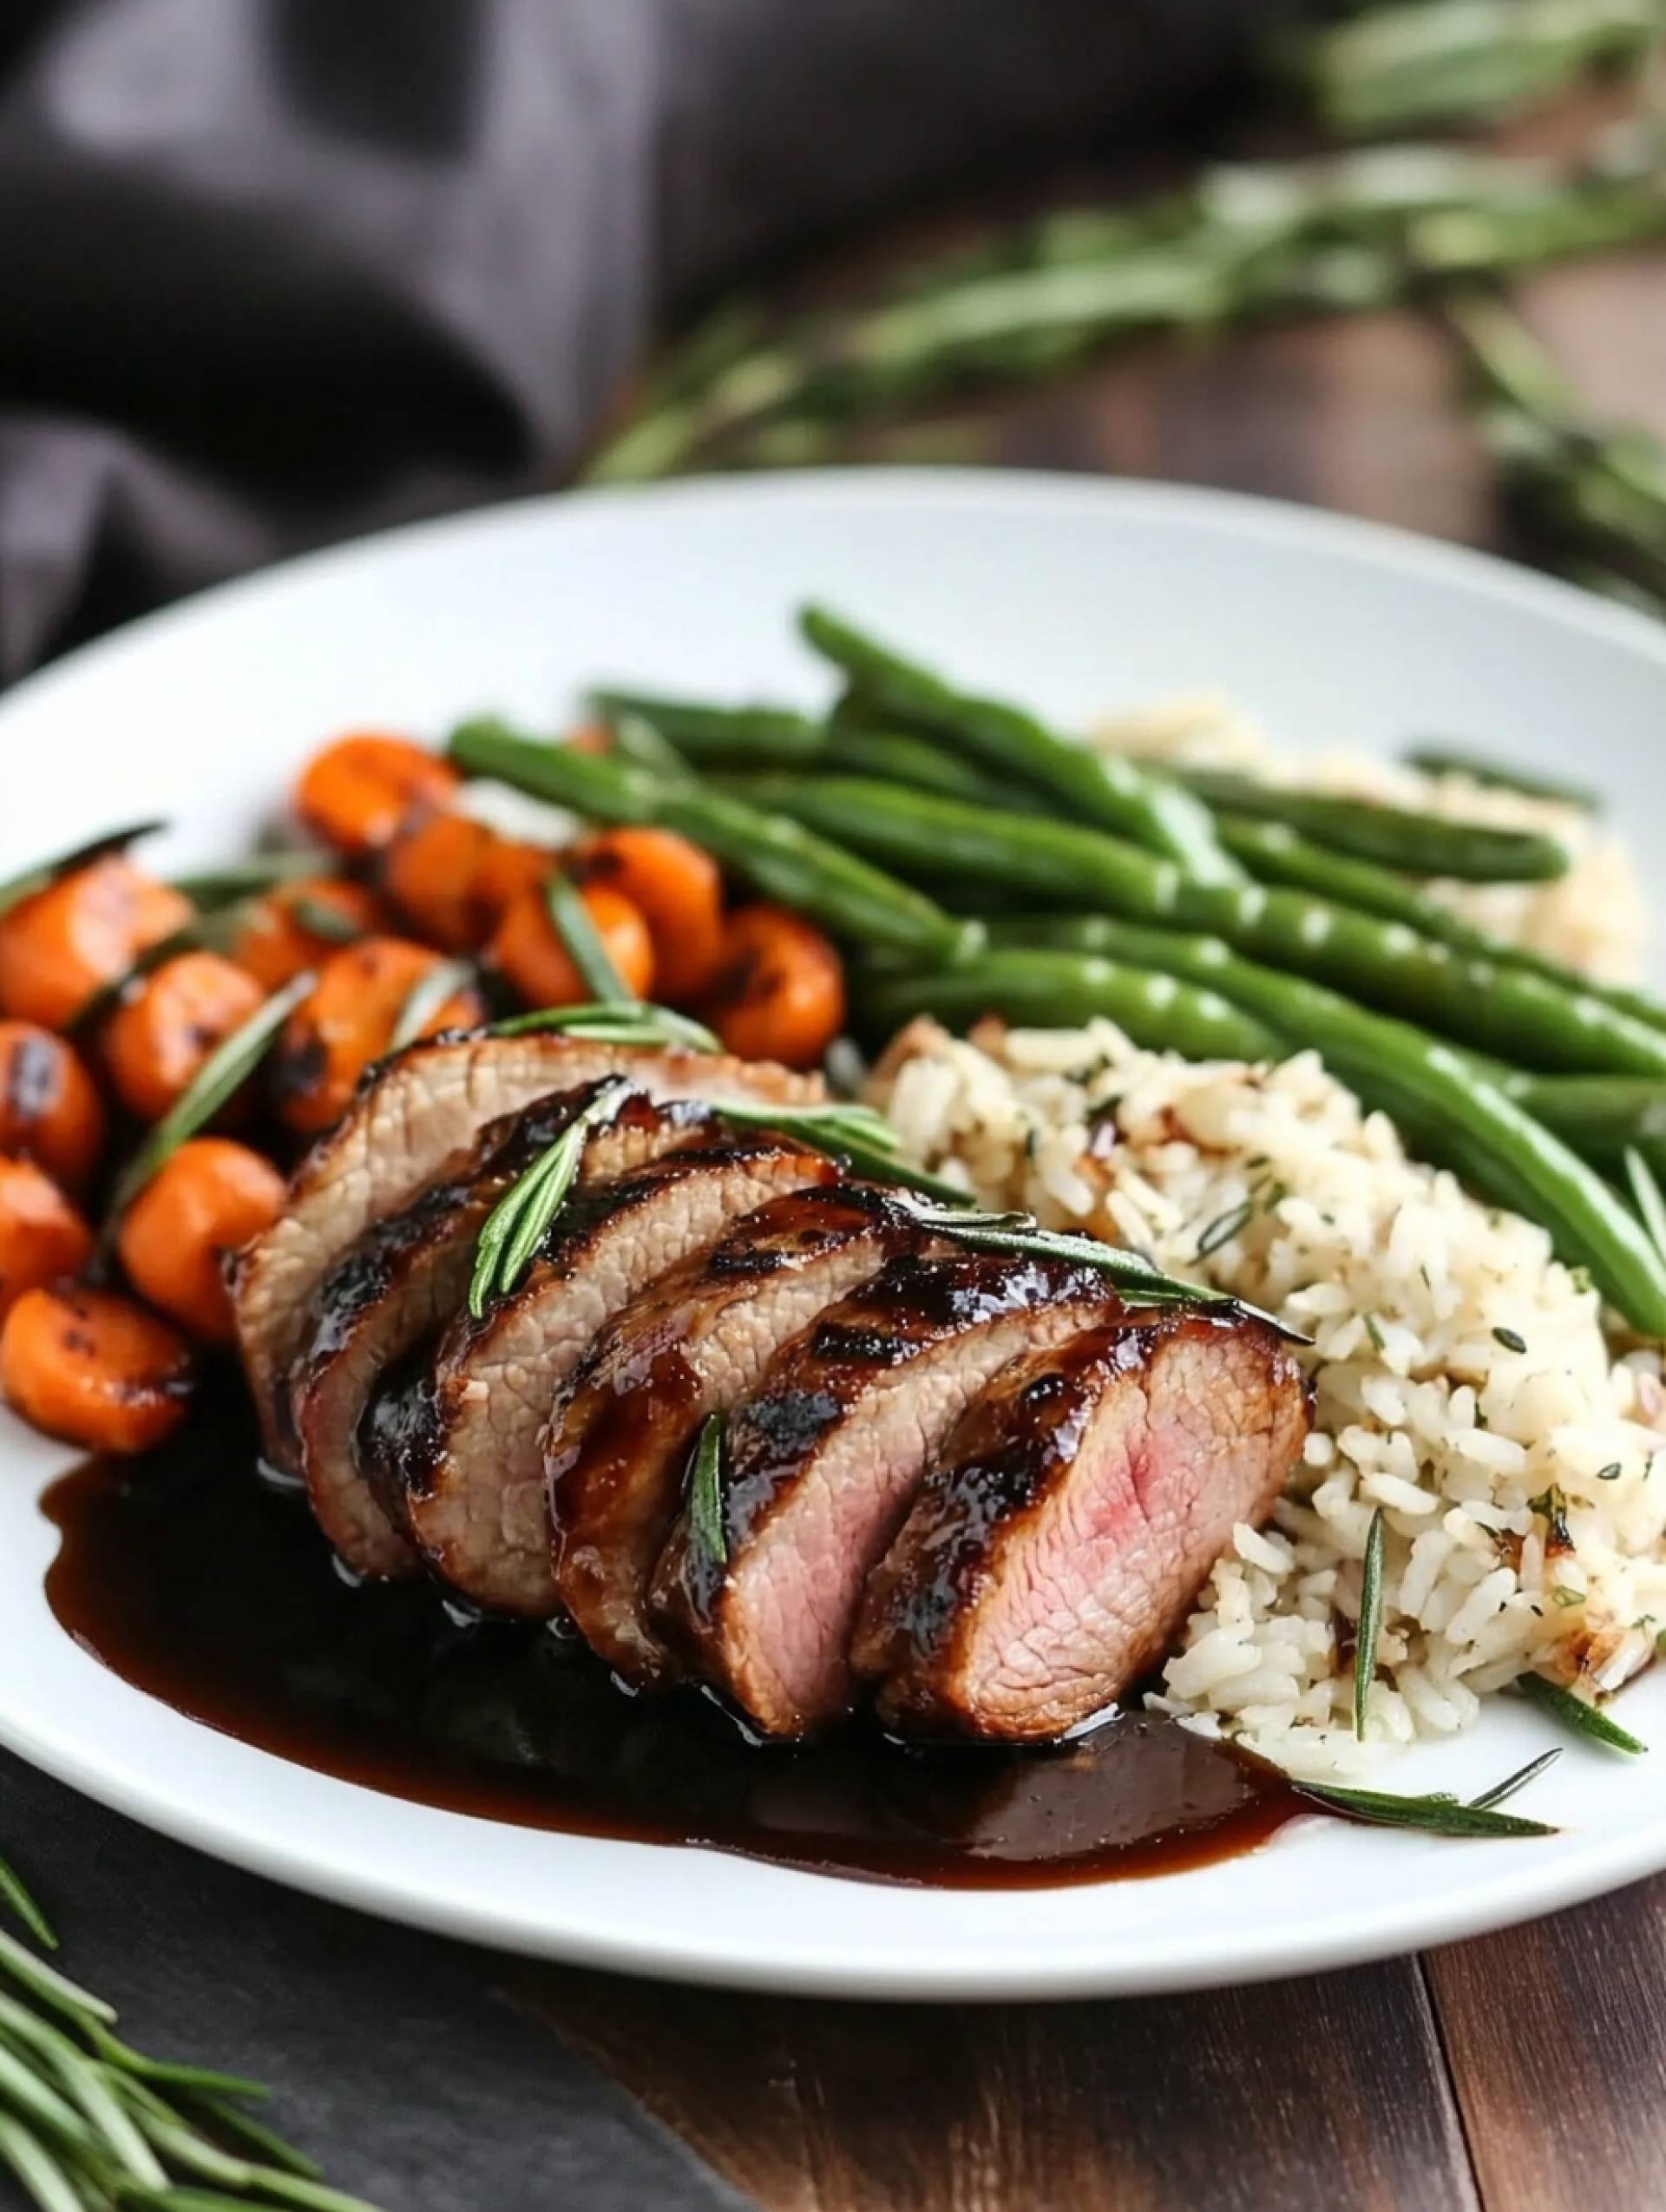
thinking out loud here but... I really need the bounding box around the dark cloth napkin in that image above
[0,0,1310,679]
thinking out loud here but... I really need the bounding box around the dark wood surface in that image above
[515,102,1666,2212]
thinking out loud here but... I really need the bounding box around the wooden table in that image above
[516,112,1666,2212]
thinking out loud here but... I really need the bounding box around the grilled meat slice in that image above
[229,1029,821,1467]
[289,1083,711,1579]
[652,1252,1123,1738]
[545,1184,941,1682]
[854,1311,1309,1741]
[366,1132,838,1616]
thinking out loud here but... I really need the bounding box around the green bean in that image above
[719,775,1666,1080]
[447,719,964,961]
[860,946,1281,1063]
[797,603,1243,883]
[822,724,1022,807]
[1400,745,1600,813]
[1220,814,1666,1039]
[1170,765,1570,881]
[906,924,1666,1332]
[1502,1073,1666,1173]
[587,689,823,764]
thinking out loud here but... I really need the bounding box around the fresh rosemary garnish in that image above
[1492,1325,1528,1354]
[489,1002,721,1053]
[104,972,316,1225]
[0,1851,379,2210]
[1466,1747,1561,1810]
[1515,1670,1648,1753]
[0,820,166,922]
[1294,1776,1556,1839]
[169,850,334,908]
[710,1099,983,1205]
[1195,1199,1254,1261]
[544,869,632,1001]
[468,1079,632,1316]
[287,896,365,945]
[388,957,477,1053]
[1354,1507,1385,1740]
[1624,1145,1666,1265]
[688,1413,729,1565]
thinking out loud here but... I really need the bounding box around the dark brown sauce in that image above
[41,1396,1306,1888]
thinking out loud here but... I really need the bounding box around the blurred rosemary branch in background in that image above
[583,0,1666,619]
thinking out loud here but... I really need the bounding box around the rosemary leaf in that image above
[170,850,333,908]
[105,972,317,1224]
[1294,1778,1556,1839]
[1516,1670,1648,1753]
[544,870,631,1001]
[286,897,364,945]
[493,1123,588,1297]
[0,820,166,922]
[0,1858,56,1953]
[1625,1145,1666,1264]
[489,1002,720,1053]
[1195,1198,1254,1260]
[712,1099,903,1154]
[1400,745,1600,813]
[689,1414,728,1566]
[1467,1747,1561,1809]
[468,1080,632,1316]
[388,958,477,1053]
[1354,1507,1385,1740]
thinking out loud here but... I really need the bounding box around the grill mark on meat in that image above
[289,1083,711,1579]
[545,1184,936,1682]
[652,1252,1125,1738]
[229,1030,822,1469]
[371,1131,839,1617]
[854,1313,1310,1741]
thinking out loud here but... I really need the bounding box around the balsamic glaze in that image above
[41,1394,1304,1888]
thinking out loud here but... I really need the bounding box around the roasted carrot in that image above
[293,732,459,857]
[0,1158,94,1323]
[0,1283,193,1452]
[572,828,725,1003]
[486,881,654,1010]
[0,857,192,1032]
[0,1023,106,1192]
[230,876,384,992]
[116,1136,286,1342]
[272,936,486,1136]
[102,951,266,1125]
[699,903,846,1069]
[383,813,549,952]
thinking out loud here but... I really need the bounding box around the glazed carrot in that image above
[0,1023,106,1191]
[102,952,266,1125]
[0,857,192,1032]
[272,936,487,1136]
[383,813,549,952]
[487,881,654,1010]
[0,1283,193,1452]
[699,903,846,1069]
[116,1136,286,1342]
[0,1159,94,1323]
[293,732,459,857]
[573,828,725,1003]
[230,876,384,992]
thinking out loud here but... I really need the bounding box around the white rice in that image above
[872,1018,1666,1782]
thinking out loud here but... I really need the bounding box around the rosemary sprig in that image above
[1467,1746,1561,1809]
[688,1414,728,1566]
[544,870,631,1001]
[387,957,477,1053]
[169,851,333,908]
[1399,745,1601,813]
[287,896,364,946]
[467,1078,632,1316]
[1625,1145,1666,1264]
[1354,1506,1386,1739]
[489,1001,721,1052]
[0,1855,379,2210]
[709,1099,981,1202]
[1516,1670,1649,1752]
[104,972,316,1225]
[1295,1773,1557,1838]
[0,822,166,922]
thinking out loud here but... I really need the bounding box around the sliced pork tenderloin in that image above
[229,1027,821,1467]
[366,1131,839,1617]
[652,1252,1124,1738]
[545,1184,944,1682]
[289,1083,712,1579]
[854,1311,1309,1741]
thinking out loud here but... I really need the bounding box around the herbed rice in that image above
[872,1018,1666,1782]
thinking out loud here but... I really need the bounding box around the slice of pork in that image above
[229,1029,822,1467]
[545,1184,941,1682]
[366,1132,839,1617]
[289,1083,712,1579]
[652,1252,1124,1739]
[853,1311,1309,1742]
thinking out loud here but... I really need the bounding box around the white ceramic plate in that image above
[5,471,1666,2001]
